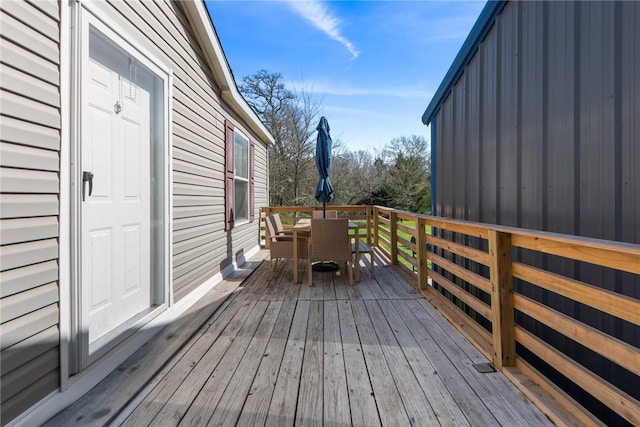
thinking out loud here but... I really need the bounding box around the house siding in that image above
[1,0,269,424]
[89,0,268,301]
[0,1,62,423]
[430,1,640,423]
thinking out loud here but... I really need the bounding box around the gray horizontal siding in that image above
[0,0,58,42]
[1,325,58,374]
[0,217,59,245]
[1,370,58,425]
[0,1,61,424]
[88,0,268,303]
[0,89,60,128]
[0,194,58,218]
[2,64,60,107]
[0,115,60,150]
[0,260,59,299]
[1,304,58,351]
[0,38,59,85]
[0,10,58,63]
[0,142,59,171]
[0,167,59,193]
[1,282,59,323]
[1,345,59,402]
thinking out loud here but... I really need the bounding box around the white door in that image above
[81,28,152,347]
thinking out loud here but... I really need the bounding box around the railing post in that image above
[263,207,270,249]
[373,207,379,247]
[366,206,371,245]
[416,217,428,290]
[390,210,398,265]
[488,230,515,370]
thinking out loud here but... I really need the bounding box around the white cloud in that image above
[285,0,360,58]
[289,80,432,99]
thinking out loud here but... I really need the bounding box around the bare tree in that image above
[331,148,384,205]
[240,70,321,206]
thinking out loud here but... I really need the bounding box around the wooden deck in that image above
[48,252,552,426]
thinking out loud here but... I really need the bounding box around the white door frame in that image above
[66,1,172,374]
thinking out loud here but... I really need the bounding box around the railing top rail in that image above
[265,206,639,265]
[372,208,640,267]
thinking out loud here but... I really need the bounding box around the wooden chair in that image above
[353,240,375,279]
[312,210,337,219]
[307,218,353,286]
[265,214,307,272]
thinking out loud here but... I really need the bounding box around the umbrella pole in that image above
[323,202,326,218]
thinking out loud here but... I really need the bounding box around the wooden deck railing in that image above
[261,205,640,425]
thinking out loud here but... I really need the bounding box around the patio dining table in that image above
[292,218,361,284]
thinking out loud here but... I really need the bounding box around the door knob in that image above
[82,171,94,201]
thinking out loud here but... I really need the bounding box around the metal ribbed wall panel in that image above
[431,2,639,424]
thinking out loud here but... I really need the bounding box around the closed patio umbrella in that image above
[315,116,334,217]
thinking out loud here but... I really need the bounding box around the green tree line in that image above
[240,70,431,215]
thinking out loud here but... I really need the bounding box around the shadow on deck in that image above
[46,251,551,426]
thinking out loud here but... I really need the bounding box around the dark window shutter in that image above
[249,140,255,222]
[224,120,235,231]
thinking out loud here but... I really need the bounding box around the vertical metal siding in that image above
[453,77,466,221]
[496,2,519,227]
[0,2,61,424]
[465,57,481,223]
[479,26,498,225]
[432,1,640,423]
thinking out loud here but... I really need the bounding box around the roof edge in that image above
[421,0,507,126]
[180,1,275,144]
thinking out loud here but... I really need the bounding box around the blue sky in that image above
[206,1,486,152]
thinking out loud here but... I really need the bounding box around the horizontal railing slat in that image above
[515,327,640,426]
[429,269,492,319]
[427,235,491,266]
[429,253,492,294]
[511,234,640,275]
[514,294,640,377]
[512,262,640,326]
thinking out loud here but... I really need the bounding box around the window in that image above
[224,120,254,230]
[234,131,249,222]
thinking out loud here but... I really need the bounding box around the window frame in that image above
[233,129,250,224]
[224,120,254,231]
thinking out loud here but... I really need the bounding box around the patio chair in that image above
[353,240,375,279]
[270,213,294,236]
[307,218,353,286]
[312,210,337,219]
[265,214,307,272]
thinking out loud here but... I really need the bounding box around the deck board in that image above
[50,251,553,427]
[337,300,381,427]
[235,299,297,426]
[364,299,440,426]
[351,299,412,426]
[179,300,270,426]
[322,300,351,427]
[296,300,324,427]
[207,300,282,426]
[378,299,471,426]
[265,299,310,426]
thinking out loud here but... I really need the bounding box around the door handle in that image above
[82,171,94,201]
